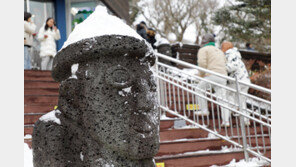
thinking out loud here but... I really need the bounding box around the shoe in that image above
[194,110,209,116]
[221,122,230,127]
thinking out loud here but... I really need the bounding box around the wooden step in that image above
[155,149,271,167]
[157,137,270,157]
[161,116,267,130]
[24,70,52,76]
[160,129,208,141]
[24,75,54,81]
[160,127,268,142]
[24,126,34,136]
[24,88,59,96]
[25,114,43,125]
[25,105,55,114]
[24,81,59,89]
[24,95,58,105]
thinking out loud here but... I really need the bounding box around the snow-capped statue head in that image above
[52,5,154,82]
[33,5,159,167]
[62,5,144,49]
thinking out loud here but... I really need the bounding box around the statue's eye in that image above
[105,66,132,88]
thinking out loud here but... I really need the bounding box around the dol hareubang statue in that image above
[32,35,160,167]
[32,6,160,167]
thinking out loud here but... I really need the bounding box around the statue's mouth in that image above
[131,110,156,136]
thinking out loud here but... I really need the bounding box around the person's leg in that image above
[24,46,31,69]
[222,88,234,127]
[47,56,54,70]
[211,76,228,126]
[41,56,50,70]
[240,84,250,125]
[196,79,209,115]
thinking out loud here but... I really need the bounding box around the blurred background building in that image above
[24,0,130,50]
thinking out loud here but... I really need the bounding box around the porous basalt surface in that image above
[32,35,160,167]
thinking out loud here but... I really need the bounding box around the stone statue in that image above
[32,35,160,167]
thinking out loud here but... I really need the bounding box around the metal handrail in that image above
[154,52,271,163]
[156,52,271,94]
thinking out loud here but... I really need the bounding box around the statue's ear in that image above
[58,78,82,122]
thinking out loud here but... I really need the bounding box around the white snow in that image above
[24,134,32,139]
[165,67,199,82]
[210,157,269,167]
[154,35,170,47]
[174,124,198,129]
[69,63,79,79]
[80,152,84,161]
[160,114,178,120]
[24,143,33,167]
[207,133,219,139]
[220,145,241,152]
[118,91,125,96]
[122,86,132,93]
[39,110,61,124]
[61,5,144,49]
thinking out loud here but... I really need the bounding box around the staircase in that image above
[24,70,59,146]
[24,70,270,167]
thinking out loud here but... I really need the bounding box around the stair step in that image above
[157,137,270,157]
[161,117,265,130]
[25,105,55,114]
[24,126,34,136]
[25,114,43,125]
[24,88,59,96]
[24,75,54,81]
[24,70,52,76]
[155,149,271,167]
[24,95,58,105]
[160,127,268,142]
[24,81,59,89]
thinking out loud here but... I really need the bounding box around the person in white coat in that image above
[24,12,36,69]
[37,17,61,70]
[221,41,251,127]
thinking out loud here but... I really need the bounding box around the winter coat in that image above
[24,21,36,47]
[37,26,61,57]
[147,35,156,49]
[136,24,148,40]
[197,45,227,77]
[225,47,250,82]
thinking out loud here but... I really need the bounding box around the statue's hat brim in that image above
[52,35,154,82]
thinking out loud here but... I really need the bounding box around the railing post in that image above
[235,76,249,162]
[155,54,163,116]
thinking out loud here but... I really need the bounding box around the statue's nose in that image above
[136,80,155,112]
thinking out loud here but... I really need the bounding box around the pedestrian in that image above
[24,12,36,70]
[245,42,255,51]
[221,41,251,126]
[37,17,61,70]
[136,21,148,40]
[195,34,227,126]
[146,28,157,49]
